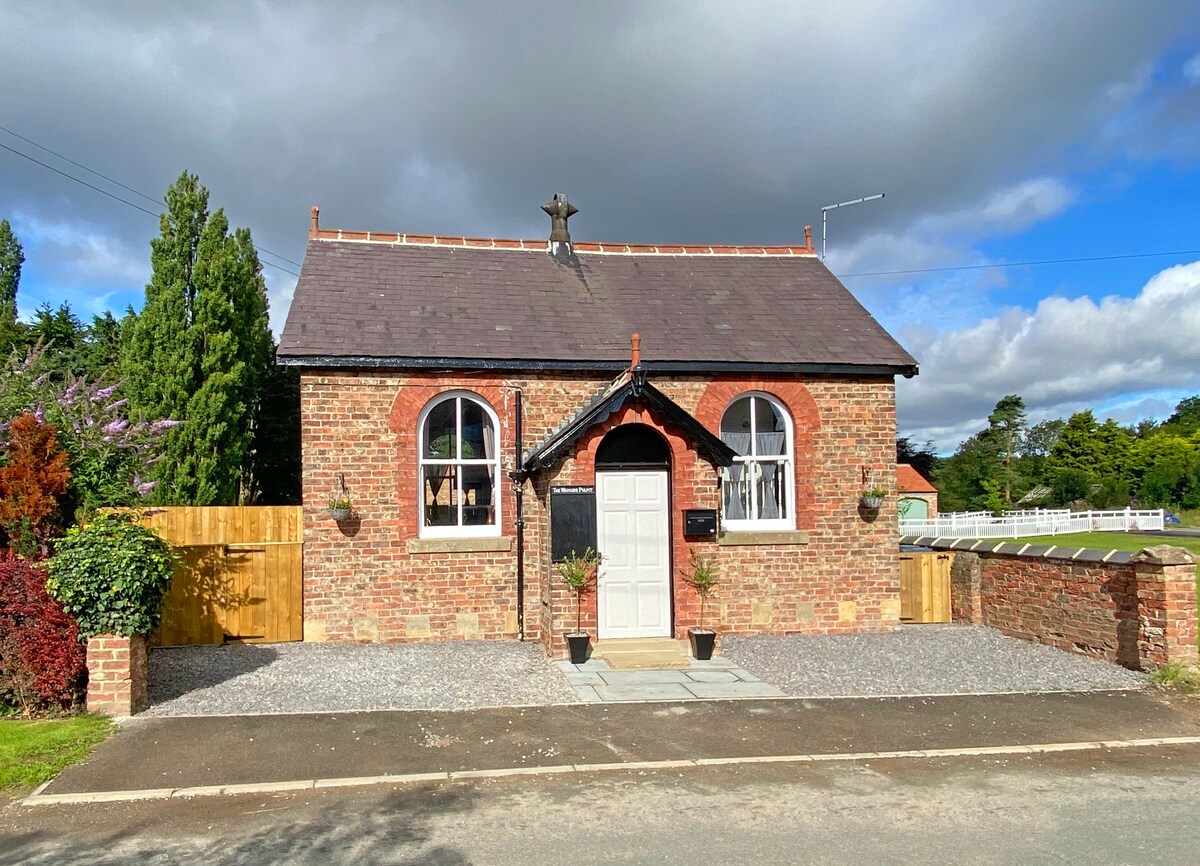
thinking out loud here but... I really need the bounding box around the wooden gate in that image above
[125,507,303,647]
[899,550,953,623]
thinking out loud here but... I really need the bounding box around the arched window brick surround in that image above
[694,378,820,531]
[388,376,513,539]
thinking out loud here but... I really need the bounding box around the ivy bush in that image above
[45,514,175,638]
[0,554,86,714]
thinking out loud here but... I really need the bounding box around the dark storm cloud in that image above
[2,0,1195,259]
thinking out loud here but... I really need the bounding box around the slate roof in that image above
[278,235,918,374]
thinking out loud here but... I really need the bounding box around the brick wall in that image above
[85,634,148,716]
[934,540,1198,670]
[301,369,902,652]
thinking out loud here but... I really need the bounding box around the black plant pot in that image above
[566,632,591,665]
[689,628,717,660]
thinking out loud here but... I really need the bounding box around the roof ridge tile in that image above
[313,229,816,256]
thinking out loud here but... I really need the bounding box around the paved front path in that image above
[40,690,1199,797]
[557,656,784,702]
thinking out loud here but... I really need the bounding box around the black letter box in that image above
[683,508,718,537]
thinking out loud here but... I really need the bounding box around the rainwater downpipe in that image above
[513,388,525,641]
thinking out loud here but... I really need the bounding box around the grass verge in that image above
[1151,663,1200,693]
[0,714,114,797]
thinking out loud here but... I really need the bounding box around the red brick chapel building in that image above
[277,195,919,656]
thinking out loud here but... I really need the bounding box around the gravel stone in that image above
[145,641,576,716]
[721,625,1149,697]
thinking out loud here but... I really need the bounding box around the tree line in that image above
[901,394,1200,514]
[0,171,300,515]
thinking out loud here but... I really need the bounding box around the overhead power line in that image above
[836,248,1200,279]
[0,124,165,209]
[0,142,161,218]
[0,128,302,276]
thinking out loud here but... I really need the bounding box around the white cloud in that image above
[828,176,1075,277]
[11,212,148,288]
[1184,53,1200,84]
[898,259,1200,449]
[265,272,297,338]
[827,176,1076,340]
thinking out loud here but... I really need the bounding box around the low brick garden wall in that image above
[902,536,1198,671]
[85,634,149,716]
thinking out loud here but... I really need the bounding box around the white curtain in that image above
[721,431,752,456]
[722,464,749,520]
[756,432,786,456]
[758,462,781,519]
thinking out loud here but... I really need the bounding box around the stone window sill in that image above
[718,529,809,546]
[407,536,513,554]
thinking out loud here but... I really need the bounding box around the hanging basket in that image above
[328,506,352,521]
[860,495,885,509]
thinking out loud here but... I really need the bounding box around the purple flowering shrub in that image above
[0,347,179,513]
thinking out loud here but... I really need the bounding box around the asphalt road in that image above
[4,744,1200,865]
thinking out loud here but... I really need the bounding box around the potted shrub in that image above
[681,550,720,660]
[328,495,353,521]
[860,487,888,509]
[557,547,601,664]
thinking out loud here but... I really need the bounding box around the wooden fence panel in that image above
[899,551,953,624]
[116,507,303,647]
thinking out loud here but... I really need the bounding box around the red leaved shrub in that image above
[0,412,71,557]
[0,553,86,713]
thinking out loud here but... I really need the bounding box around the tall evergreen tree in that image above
[987,395,1027,505]
[123,172,274,504]
[0,218,24,321]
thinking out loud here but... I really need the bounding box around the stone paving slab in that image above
[684,670,741,683]
[594,683,696,701]
[685,681,786,699]
[595,670,693,686]
[558,657,776,703]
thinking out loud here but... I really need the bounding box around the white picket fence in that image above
[899,508,1164,539]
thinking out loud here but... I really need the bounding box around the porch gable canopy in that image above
[522,370,737,474]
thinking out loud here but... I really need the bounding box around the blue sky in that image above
[2,1,1199,452]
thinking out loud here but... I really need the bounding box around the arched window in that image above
[418,392,501,537]
[719,393,794,530]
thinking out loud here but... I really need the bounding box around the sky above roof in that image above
[2,1,1199,451]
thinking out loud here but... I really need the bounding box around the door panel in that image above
[597,470,670,639]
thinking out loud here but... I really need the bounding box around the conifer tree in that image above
[0,219,24,321]
[123,173,274,504]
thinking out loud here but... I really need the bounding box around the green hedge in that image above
[45,514,175,638]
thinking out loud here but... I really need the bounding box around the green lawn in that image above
[0,715,113,796]
[1009,531,1200,559]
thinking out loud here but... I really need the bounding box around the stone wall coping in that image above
[899,535,1147,565]
[1132,544,1197,566]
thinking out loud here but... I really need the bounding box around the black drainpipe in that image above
[513,389,525,641]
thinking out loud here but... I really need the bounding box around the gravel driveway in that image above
[145,641,576,716]
[722,625,1149,697]
[146,626,1148,716]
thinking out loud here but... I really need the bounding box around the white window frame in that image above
[417,391,502,539]
[719,392,795,532]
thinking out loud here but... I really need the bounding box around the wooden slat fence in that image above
[899,550,953,624]
[116,506,303,647]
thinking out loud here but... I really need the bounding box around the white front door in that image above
[596,470,671,639]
